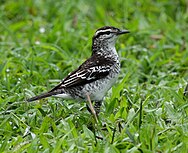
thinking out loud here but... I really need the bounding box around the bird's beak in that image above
[117,29,130,35]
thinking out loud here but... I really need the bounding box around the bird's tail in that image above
[27,90,62,102]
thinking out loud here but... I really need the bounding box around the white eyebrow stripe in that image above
[95,29,112,36]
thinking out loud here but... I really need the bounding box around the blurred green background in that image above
[0,0,188,152]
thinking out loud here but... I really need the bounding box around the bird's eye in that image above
[106,31,110,35]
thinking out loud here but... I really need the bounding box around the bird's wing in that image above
[50,54,115,92]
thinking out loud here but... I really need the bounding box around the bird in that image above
[27,26,129,119]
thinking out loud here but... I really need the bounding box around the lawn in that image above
[0,0,188,152]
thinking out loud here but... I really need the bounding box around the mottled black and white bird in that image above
[27,26,129,116]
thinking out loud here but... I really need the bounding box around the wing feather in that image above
[50,53,115,92]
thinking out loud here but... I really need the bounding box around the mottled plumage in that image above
[27,26,129,114]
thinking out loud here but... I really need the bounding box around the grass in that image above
[0,0,188,152]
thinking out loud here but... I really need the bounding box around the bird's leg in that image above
[94,101,102,115]
[86,93,98,123]
[86,101,102,116]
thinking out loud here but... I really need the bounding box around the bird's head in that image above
[92,26,129,50]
